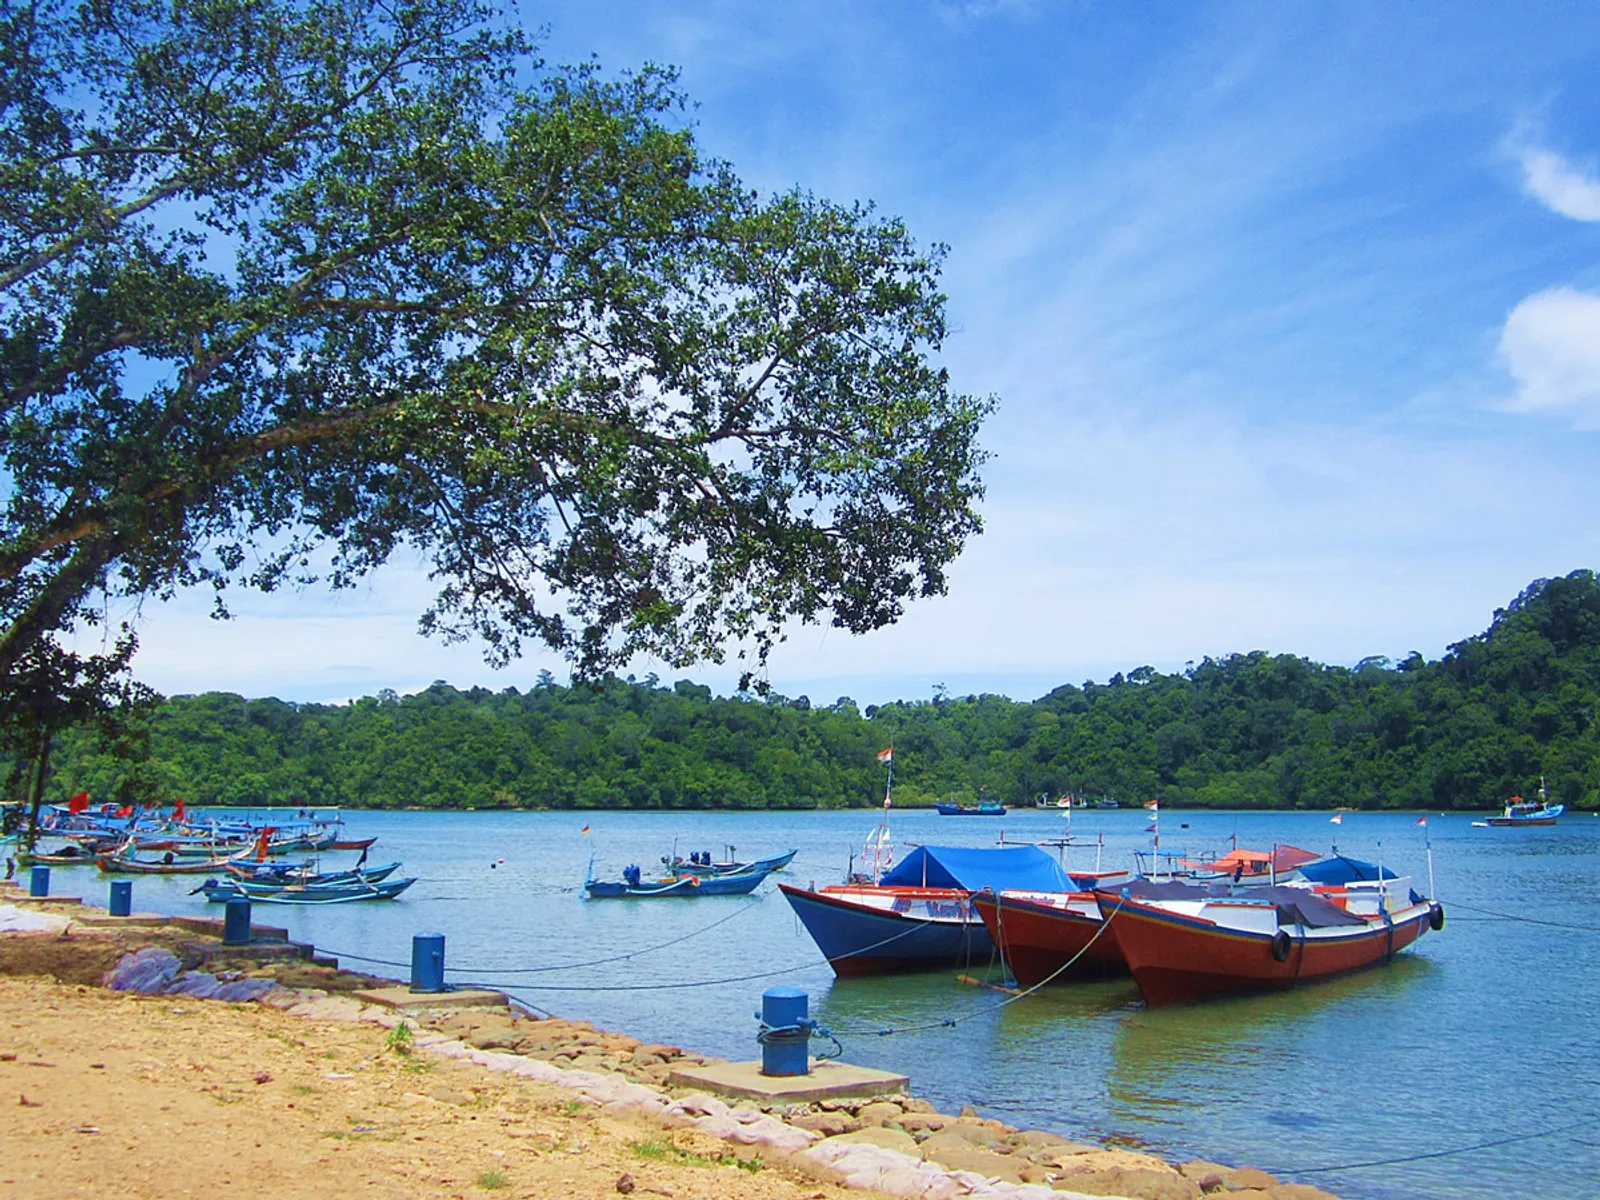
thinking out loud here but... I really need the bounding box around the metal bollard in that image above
[222,897,252,945]
[28,865,49,897]
[758,986,812,1077]
[411,933,446,993]
[109,879,133,917]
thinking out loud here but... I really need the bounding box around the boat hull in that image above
[1099,892,1434,1006]
[779,883,994,975]
[971,892,1126,988]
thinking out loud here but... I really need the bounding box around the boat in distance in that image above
[933,802,1007,816]
[1483,796,1564,826]
[1097,869,1442,1006]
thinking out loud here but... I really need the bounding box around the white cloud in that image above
[1517,145,1600,221]
[1499,288,1600,427]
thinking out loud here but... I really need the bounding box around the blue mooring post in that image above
[28,865,49,897]
[222,897,252,946]
[758,986,811,1077]
[108,879,133,917]
[411,933,446,993]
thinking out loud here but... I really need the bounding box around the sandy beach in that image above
[0,895,1342,1200]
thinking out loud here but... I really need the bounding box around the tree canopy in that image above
[0,0,992,739]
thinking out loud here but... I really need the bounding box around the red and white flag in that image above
[1414,816,1428,827]
[876,747,894,764]
[1330,813,1343,825]
[1143,799,1159,811]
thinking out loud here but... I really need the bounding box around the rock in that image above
[1050,1167,1200,1200]
[1225,1168,1279,1191]
[918,1133,1025,1184]
[467,1026,522,1050]
[901,1097,938,1114]
[933,1120,1005,1148]
[958,1104,979,1118]
[630,1050,665,1068]
[1180,1161,1233,1183]
[856,1100,905,1127]
[820,1126,920,1155]
[791,1112,860,1136]
[1262,1187,1341,1200]
[615,1172,635,1194]
[897,1112,952,1135]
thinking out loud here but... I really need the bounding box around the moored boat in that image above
[584,861,777,898]
[665,847,797,876]
[780,844,1085,976]
[1096,870,1442,1006]
[199,875,414,904]
[1485,794,1563,826]
[934,802,1007,816]
[971,888,1127,987]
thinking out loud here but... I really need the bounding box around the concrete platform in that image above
[75,911,172,927]
[8,893,83,905]
[667,1058,909,1105]
[351,985,509,1012]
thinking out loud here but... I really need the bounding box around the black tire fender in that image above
[1270,930,1292,962]
[1429,903,1445,931]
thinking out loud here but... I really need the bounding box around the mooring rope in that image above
[829,896,1126,1038]
[1279,1115,1592,1175]
[1442,899,1600,933]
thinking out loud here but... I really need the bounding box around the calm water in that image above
[34,807,1598,1200]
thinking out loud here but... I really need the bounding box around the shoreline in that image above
[1,888,1343,1200]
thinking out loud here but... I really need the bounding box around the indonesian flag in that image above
[1330,813,1343,825]
[877,747,893,764]
[67,791,90,814]
[1414,816,1428,827]
[1143,799,1159,811]
[115,805,133,817]
[174,797,186,821]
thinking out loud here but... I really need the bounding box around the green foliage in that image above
[0,0,991,724]
[31,572,1600,810]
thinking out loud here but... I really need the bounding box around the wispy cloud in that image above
[1499,287,1600,427]
[1515,142,1600,221]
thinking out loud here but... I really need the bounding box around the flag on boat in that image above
[1414,816,1428,827]
[67,790,89,814]
[1330,813,1343,824]
[877,747,894,764]
[580,825,591,834]
[1143,799,1159,810]
[174,797,186,821]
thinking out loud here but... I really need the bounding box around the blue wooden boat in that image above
[934,802,1007,816]
[665,848,797,876]
[199,875,414,904]
[223,860,402,886]
[585,862,776,898]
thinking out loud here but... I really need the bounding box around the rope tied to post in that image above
[756,1017,842,1062]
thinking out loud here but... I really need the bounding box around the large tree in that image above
[0,0,991,719]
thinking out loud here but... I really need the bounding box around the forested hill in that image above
[47,571,1600,812]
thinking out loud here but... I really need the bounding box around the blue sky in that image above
[111,0,1600,706]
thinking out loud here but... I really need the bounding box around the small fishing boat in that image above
[934,802,1007,816]
[971,888,1128,988]
[12,844,98,867]
[665,847,797,876]
[1096,868,1442,1006]
[584,862,776,898]
[199,876,414,904]
[1483,788,1563,827]
[223,859,402,886]
[95,845,250,874]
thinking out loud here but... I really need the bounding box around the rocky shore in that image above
[0,892,1344,1200]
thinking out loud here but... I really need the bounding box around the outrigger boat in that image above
[199,875,414,904]
[584,861,777,898]
[664,847,797,876]
[934,801,1006,816]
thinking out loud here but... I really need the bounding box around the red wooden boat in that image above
[971,888,1127,987]
[1096,874,1443,1006]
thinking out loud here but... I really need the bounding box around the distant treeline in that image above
[38,571,1600,812]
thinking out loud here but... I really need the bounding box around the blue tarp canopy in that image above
[879,845,1074,892]
[1297,855,1399,885]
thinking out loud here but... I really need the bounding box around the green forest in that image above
[37,571,1600,813]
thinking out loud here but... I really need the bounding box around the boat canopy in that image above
[1297,855,1398,885]
[879,845,1075,892]
[1180,845,1321,873]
